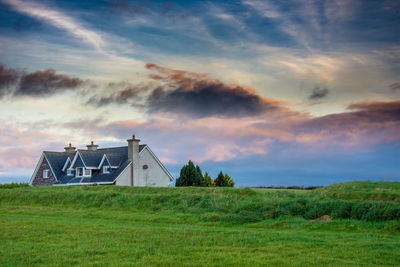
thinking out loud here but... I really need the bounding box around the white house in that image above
[29,135,173,187]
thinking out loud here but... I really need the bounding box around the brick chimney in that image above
[127,134,140,186]
[86,141,99,151]
[64,143,76,153]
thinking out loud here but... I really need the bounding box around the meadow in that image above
[0,181,399,266]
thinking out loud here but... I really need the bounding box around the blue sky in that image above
[0,0,399,185]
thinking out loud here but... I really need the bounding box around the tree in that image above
[201,172,215,187]
[214,171,225,187]
[214,171,235,187]
[196,165,203,181]
[175,160,202,186]
[224,173,235,187]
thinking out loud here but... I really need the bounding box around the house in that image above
[29,135,173,186]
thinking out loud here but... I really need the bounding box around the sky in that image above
[0,0,399,186]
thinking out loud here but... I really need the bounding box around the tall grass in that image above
[1,182,399,223]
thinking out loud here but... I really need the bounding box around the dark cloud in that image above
[145,63,283,118]
[147,83,277,118]
[347,100,400,120]
[295,100,400,145]
[0,64,86,98]
[16,69,85,97]
[87,83,144,106]
[0,65,19,97]
[86,63,284,118]
[309,86,329,100]
[389,83,400,91]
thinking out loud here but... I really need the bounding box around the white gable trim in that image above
[29,153,44,186]
[43,153,59,181]
[70,151,87,169]
[97,154,112,169]
[30,153,59,184]
[140,145,174,181]
[112,161,132,183]
[62,157,71,172]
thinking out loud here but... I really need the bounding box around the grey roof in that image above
[52,145,146,185]
[44,152,70,179]
[78,150,104,167]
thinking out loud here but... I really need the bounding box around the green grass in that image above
[0,181,399,266]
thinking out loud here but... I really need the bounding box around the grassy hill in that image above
[0,181,399,266]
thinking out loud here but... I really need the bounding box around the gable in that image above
[73,154,86,168]
[140,146,173,181]
[98,154,111,169]
[62,157,71,172]
[30,154,57,186]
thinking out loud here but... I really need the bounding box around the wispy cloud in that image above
[1,0,105,50]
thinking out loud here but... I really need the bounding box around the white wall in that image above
[115,162,132,186]
[115,147,172,187]
[137,147,171,187]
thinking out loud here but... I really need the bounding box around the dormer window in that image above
[76,167,83,177]
[76,167,91,177]
[67,169,73,176]
[103,166,110,174]
[84,169,91,176]
[43,169,50,179]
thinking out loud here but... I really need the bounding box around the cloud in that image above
[86,82,145,106]
[309,86,330,100]
[84,63,287,118]
[0,65,19,97]
[1,0,105,50]
[0,64,86,98]
[106,0,151,16]
[16,69,85,97]
[105,0,193,22]
[389,83,400,91]
[145,63,285,118]
[295,100,400,146]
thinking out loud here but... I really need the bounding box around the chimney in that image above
[64,143,76,153]
[86,141,99,151]
[127,134,140,186]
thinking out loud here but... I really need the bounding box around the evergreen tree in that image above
[193,165,202,186]
[214,171,235,187]
[224,173,235,187]
[215,171,225,187]
[201,172,215,187]
[175,160,202,186]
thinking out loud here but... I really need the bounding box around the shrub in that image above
[201,172,215,187]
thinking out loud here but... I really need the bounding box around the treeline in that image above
[175,160,234,187]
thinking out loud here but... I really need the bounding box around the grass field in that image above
[0,181,399,266]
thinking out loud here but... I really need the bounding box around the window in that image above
[67,169,73,176]
[76,167,83,177]
[43,169,50,179]
[103,166,110,174]
[76,167,91,177]
[84,169,91,176]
